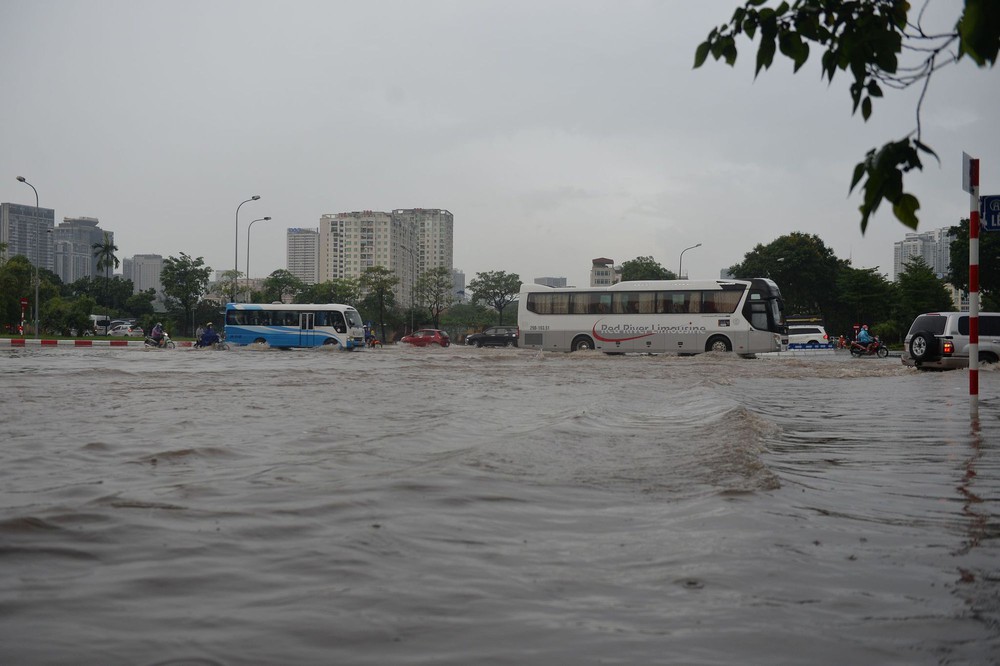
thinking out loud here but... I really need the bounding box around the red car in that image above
[400,329,450,347]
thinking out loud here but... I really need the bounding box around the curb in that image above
[0,338,193,348]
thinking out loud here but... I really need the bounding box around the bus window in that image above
[703,290,741,314]
[570,292,591,314]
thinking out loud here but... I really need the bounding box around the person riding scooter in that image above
[856,324,874,353]
[195,323,221,348]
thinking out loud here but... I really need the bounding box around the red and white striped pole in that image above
[968,156,980,418]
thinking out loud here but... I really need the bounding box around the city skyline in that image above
[2,2,998,289]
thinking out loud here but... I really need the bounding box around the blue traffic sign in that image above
[982,196,1000,231]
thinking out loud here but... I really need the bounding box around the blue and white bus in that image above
[224,303,366,349]
[518,278,786,355]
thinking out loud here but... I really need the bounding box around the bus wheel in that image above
[322,338,337,345]
[254,338,267,344]
[571,336,594,352]
[706,335,732,353]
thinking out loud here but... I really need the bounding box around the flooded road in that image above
[2,346,998,665]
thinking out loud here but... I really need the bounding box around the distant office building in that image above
[315,208,453,305]
[893,227,953,281]
[1,202,55,271]
[590,258,620,287]
[286,228,319,285]
[123,254,164,300]
[51,216,111,284]
[535,276,567,288]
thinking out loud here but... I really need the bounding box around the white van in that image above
[902,312,1000,369]
[88,314,112,336]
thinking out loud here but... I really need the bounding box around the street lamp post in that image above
[245,216,272,301]
[678,243,702,280]
[234,195,261,302]
[16,176,41,339]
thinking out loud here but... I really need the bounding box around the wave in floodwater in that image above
[1,346,998,665]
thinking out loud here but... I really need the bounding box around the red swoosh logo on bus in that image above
[592,323,655,343]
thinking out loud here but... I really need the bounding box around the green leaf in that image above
[892,194,921,230]
[849,160,867,193]
[861,96,872,120]
[694,41,711,68]
[755,37,776,76]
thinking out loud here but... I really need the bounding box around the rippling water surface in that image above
[2,345,998,665]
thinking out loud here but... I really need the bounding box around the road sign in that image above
[20,297,28,307]
[982,195,1000,231]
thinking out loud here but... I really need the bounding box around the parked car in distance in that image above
[400,329,450,347]
[902,311,1000,370]
[787,324,830,346]
[466,326,519,348]
[108,324,144,337]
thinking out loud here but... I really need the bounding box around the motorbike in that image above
[144,333,175,349]
[849,336,889,358]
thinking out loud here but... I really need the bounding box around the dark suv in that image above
[466,326,519,348]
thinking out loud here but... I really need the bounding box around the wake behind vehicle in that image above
[902,312,1000,369]
[517,278,785,355]
[224,303,365,349]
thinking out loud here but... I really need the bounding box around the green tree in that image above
[0,255,33,332]
[261,269,305,304]
[359,266,400,344]
[161,253,212,336]
[92,232,120,309]
[828,266,897,340]
[218,269,242,304]
[696,0,1000,232]
[895,257,955,327]
[295,278,362,306]
[468,270,522,325]
[947,218,1000,310]
[620,256,676,281]
[126,289,157,319]
[414,266,456,329]
[441,302,497,340]
[729,232,841,316]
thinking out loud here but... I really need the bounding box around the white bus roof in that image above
[520,279,751,292]
[227,303,358,311]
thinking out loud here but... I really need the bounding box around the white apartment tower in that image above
[893,227,953,280]
[314,209,453,305]
[286,228,320,285]
[123,254,164,298]
[1,202,55,271]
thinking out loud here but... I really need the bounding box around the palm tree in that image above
[92,232,119,312]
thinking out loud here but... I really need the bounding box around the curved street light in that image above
[678,243,702,280]
[234,195,261,302]
[16,176,41,339]
[245,216,272,300]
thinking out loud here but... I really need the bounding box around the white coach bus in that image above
[224,303,366,349]
[518,278,786,355]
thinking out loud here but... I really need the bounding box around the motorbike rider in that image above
[150,322,165,347]
[197,323,221,348]
[857,324,874,353]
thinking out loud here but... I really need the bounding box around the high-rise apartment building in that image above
[286,228,320,285]
[312,208,453,305]
[1,202,55,270]
[123,254,164,299]
[51,217,110,284]
[893,227,953,280]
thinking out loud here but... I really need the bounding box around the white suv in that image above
[902,312,1000,369]
[786,324,830,347]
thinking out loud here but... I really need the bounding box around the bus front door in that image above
[299,313,316,347]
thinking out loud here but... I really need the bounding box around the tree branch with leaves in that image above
[695,0,999,232]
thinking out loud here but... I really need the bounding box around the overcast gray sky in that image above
[2,1,997,288]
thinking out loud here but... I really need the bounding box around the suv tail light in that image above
[823,333,829,341]
[942,340,954,356]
